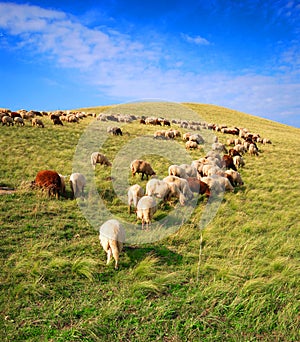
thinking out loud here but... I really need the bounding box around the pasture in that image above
[0,102,299,341]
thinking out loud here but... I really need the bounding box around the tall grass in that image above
[1,103,299,341]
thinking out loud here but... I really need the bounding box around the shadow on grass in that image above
[123,244,183,267]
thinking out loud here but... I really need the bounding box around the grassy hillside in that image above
[1,102,299,341]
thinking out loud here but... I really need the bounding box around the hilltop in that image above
[1,102,299,341]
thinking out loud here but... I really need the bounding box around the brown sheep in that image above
[32,170,62,198]
[130,159,156,180]
[187,177,211,197]
[32,118,44,128]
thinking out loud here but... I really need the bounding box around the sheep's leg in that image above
[111,244,120,270]
[106,248,112,265]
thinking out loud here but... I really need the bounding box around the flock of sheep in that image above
[2,106,272,269]
[0,108,94,127]
[92,114,272,269]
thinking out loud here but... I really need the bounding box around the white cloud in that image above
[0,3,299,127]
[181,33,210,45]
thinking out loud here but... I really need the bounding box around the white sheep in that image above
[185,140,199,149]
[145,178,185,204]
[179,164,198,178]
[128,184,144,214]
[99,219,125,269]
[13,117,25,126]
[69,173,86,198]
[168,165,188,179]
[212,142,227,153]
[163,175,194,201]
[248,143,259,156]
[1,115,14,126]
[233,155,245,169]
[225,170,244,186]
[91,152,112,169]
[136,195,157,230]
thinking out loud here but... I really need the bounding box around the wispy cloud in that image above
[0,2,299,127]
[181,33,210,45]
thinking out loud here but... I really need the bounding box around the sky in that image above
[0,0,299,127]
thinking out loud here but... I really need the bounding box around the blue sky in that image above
[0,0,299,127]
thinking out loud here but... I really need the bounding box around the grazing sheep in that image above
[128,184,144,214]
[136,195,157,230]
[53,117,63,126]
[225,170,244,186]
[32,117,44,128]
[32,170,62,199]
[185,141,199,149]
[248,143,259,156]
[217,176,234,192]
[168,165,188,179]
[222,155,237,171]
[233,155,245,169]
[13,117,25,126]
[163,175,194,201]
[69,173,86,198]
[130,159,156,180]
[99,219,125,269]
[2,115,14,126]
[189,133,204,144]
[212,142,228,154]
[58,174,67,196]
[145,178,184,204]
[234,144,247,154]
[91,152,112,169]
[187,177,211,197]
[179,164,198,178]
[262,138,272,144]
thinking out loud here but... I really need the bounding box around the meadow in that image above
[0,102,299,341]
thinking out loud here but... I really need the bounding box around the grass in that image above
[0,102,299,341]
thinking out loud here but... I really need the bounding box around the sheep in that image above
[262,138,272,144]
[201,175,234,193]
[185,141,199,149]
[222,155,237,171]
[2,115,14,126]
[217,176,234,192]
[58,174,66,196]
[187,177,211,197]
[53,117,63,126]
[168,165,188,179]
[32,170,62,199]
[13,117,25,126]
[225,170,244,187]
[136,195,157,230]
[233,155,245,169]
[212,142,228,154]
[163,175,194,201]
[91,152,112,169]
[107,126,122,136]
[32,117,44,128]
[248,143,259,156]
[128,184,144,214]
[189,133,204,144]
[179,164,198,178]
[130,159,156,180]
[234,144,247,154]
[99,219,125,269]
[69,173,86,199]
[145,178,185,204]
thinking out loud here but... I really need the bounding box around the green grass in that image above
[1,103,299,341]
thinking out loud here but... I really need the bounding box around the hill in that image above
[1,102,299,341]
